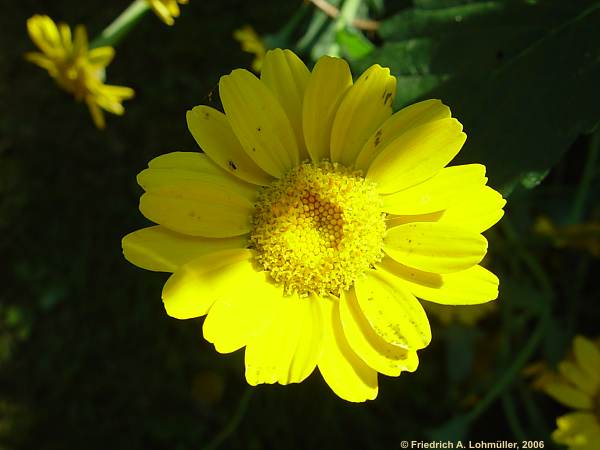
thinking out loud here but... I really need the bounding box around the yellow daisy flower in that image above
[25,15,134,129]
[233,25,267,73]
[122,49,505,402]
[146,0,189,26]
[534,336,600,449]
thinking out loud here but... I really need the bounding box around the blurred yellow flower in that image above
[536,336,600,449]
[535,216,600,257]
[147,0,189,26]
[122,49,505,402]
[233,25,266,73]
[424,301,496,326]
[25,15,134,129]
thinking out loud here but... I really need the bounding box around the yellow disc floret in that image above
[250,161,386,297]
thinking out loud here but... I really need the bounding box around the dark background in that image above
[1,1,598,449]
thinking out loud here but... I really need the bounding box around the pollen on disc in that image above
[250,161,386,297]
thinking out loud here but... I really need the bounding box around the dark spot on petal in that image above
[228,160,237,170]
[374,129,383,147]
[257,127,261,132]
[204,112,210,119]
[252,147,256,152]
[383,92,392,105]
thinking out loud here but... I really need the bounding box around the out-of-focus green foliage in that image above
[355,0,600,193]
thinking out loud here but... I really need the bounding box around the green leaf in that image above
[356,1,600,193]
[336,26,375,60]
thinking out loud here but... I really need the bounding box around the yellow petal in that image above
[385,222,487,273]
[149,151,223,171]
[261,49,311,160]
[553,412,600,448]
[367,118,466,194]
[245,294,322,385]
[434,185,506,233]
[354,271,431,350]
[72,25,88,57]
[339,288,419,376]
[149,0,175,25]
[186,106,273,185]
[378,257,499,305]
[219,69,299,177]
[27,15,61,55]
[330,64,396,166]
[317,297,378,402]
[355,99,451,171]
[122,225,247,272]
[543,381,593,410]
[137,154,256,237]
[137,161,257,200]
[58,23,72,53]
[202,259,281,354]
[86,99,105,130]
[302,56,352,163]
[87,46,115,68]
[288,295,324,384]
[161,249,254,319]
[24,52,55,72]
[559,361,598,397]
[573,336,600,385]
[382,164,487,215]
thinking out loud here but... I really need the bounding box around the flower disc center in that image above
[250,161,386,297]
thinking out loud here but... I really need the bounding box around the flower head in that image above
[122,49,505,402]
[25,15,134,129]
[146,0,188,26]
[233,25,266,73]
[535,336,600,449]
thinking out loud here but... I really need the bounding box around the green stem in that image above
[500,217,554,299]
[502,393,527,441]
[90,0,150,48]
[464,310,548,423]
[201,388,253,450]
[518,381,551,438]
[569,128,600,223]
